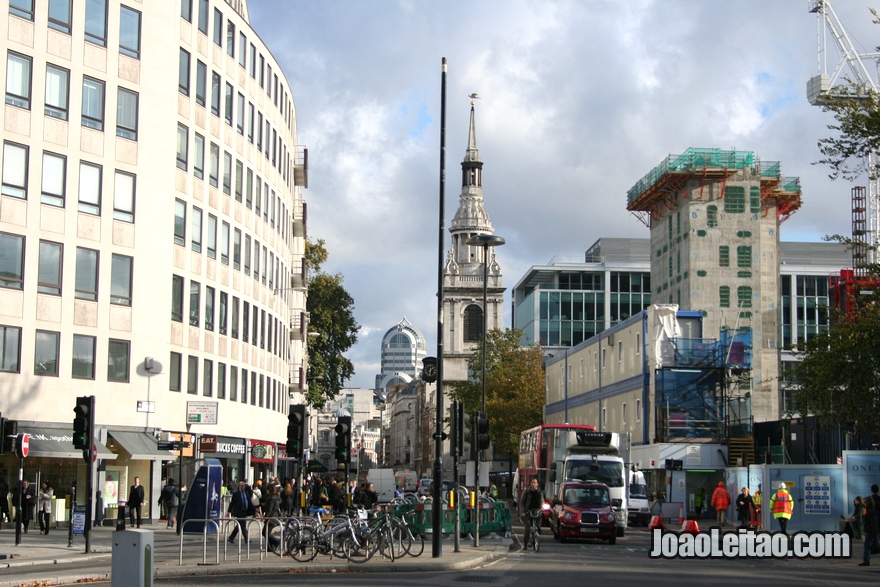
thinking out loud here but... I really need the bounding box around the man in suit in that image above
[228,480,255,543]
[128,477,145,528]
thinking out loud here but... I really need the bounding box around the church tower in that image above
[442,102,505,382]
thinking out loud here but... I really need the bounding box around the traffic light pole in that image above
[84,397,95,554]
[432,56,447,560]
[15,456,22,546]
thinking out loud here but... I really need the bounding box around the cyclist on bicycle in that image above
[520,478,545,545]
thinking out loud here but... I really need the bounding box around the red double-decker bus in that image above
[516,423,598,517]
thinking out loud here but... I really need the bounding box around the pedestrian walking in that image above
[735,487,754,529]
[127,477,144,528]
[860,494,879,566]
[94,491,104,527]
[228,481,255,544]
[770,482,793,535]
[13,481,36,533]
[38,481,53,534]
[161,478,180,529]
[711,481,731,527]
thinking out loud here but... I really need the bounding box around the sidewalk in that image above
[0,524,510,586]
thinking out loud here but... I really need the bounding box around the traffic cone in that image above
[648,515,666,531]
[678,503,685,526]
[683,519,700,535]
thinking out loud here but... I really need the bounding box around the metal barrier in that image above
[179,515,309,565]
[178,518,223,566]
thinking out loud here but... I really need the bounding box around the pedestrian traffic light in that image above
[287,405,306,455]
[73,396,92,450]
[334,416,351,463]
[477,412,490,451]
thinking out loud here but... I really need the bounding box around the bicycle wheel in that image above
[406,527,425,557]
[389,519,411,559]
[375,526,395,561]
[288,526,318,562]
[343,528,376,563]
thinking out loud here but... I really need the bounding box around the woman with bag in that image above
[261,484,282,552]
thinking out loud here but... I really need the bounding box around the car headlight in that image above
[604,512,616,524]
[563,511,577,522]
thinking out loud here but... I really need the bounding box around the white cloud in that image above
[249,0,880,388]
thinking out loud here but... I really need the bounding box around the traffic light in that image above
[73,396,92,450]
[421,356,438,383]
[477,411,490,451]
[2,419,17,455]
[334,416,351,463]
[287,405,306,455]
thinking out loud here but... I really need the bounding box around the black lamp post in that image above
[464,233,504,547]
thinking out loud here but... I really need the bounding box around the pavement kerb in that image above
[153,551,497,579]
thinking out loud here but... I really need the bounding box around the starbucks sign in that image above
[251,444,268,459]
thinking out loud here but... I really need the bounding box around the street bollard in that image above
[111,529,153,587]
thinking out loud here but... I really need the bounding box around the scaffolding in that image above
[626,147,801,226]
[654,329,752,442]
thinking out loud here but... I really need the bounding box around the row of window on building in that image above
[2,142,136,220]
[0,232,132,302]
[179,0,292,130]
[10,0,141,57]
[0,323,132,380]
[168,350,287,413]
[173,135,294,247]
[170,275,289,362]
[172,200,297,295]
[6,51,140,139]
[177,51,293,188]
[0,322,288,416]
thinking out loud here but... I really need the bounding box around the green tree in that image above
[790,300,880,438]
[305,239,359,408]
[450,328,545,456]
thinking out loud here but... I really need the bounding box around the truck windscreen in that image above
[565,462,624,488]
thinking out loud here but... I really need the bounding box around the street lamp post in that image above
[464,233,505,547]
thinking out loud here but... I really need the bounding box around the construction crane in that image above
[807,0,880,266]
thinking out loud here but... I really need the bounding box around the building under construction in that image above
[627,147,802,428]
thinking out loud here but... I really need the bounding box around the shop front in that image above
[249,439,276,482]
[105,430,176,525]
[11,425,117,527]
[198,435,246,488]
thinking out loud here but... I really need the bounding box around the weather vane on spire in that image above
[468,93,480,105]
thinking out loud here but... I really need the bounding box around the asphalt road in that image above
[151,526,879,587]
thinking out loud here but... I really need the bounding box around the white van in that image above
[628,470,650,526]
[418,478,432,496]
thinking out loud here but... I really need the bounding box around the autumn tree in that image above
[450,328,545,456]
[305,239,359,408]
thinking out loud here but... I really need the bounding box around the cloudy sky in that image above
[249,0,877,389]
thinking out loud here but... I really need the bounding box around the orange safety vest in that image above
[771,489,792,518]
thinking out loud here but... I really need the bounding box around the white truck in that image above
[550,430,628,536]
[367,468,396,503]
